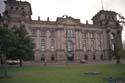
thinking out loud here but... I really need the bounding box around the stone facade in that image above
[1,0,123,62]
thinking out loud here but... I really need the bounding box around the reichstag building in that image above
[0,0,123,62]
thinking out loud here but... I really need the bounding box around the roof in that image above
[92,10,117,20]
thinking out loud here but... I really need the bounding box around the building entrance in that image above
[67,52,74,61]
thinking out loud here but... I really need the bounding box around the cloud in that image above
[0,0,125,40]
[0,0,5,15]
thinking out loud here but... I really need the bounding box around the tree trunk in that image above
[116,55,121,64]
[19,59,23,67]
[1,54,8,78]
[3,63,8,77]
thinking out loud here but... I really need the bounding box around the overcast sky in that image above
[0,0,125,40]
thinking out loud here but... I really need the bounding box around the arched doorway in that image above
[41,54,45,61]
[67,52,74,61]
[93,55,96,60]
[100,54,103,60]
[84,55,88,60]
[66,40,74,61]
[51,55,55,61]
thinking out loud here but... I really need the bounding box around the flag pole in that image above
[101,0,104,10]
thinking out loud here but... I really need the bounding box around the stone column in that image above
[75,30,79,50]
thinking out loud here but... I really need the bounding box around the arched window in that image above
[21,7,24,10]
[22,11,26,17]
[110,33,115,40]
[16,7,19,10]
[67,41,73,51]
[111,44,115,51]
[10,6,13,10]
[110,33,115,51]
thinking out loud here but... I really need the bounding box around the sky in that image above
[0,0,125,40]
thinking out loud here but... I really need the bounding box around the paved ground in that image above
[0,59,125,67]
[22,59,125,66]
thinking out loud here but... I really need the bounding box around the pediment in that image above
[56,15,81,25]
[61,19,78,25]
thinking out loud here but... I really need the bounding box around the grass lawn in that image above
[0,64,125,83]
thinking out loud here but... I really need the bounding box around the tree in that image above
[0,25,34,68]
[117,13,125,26]
[115,13,125,64]
[0,26,14,77]
[115,31,123,64]
[8,25,34,67]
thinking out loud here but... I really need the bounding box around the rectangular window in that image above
[67,41,73,51]
[41,39,45,45]
[83,40,86,45]
[90,33,94,38]
[41,31,46,37]
[98,39,101,50]
[70,30,73,37]
[83,46,86,52]
[66,29,74,38]
[41,46,45,51]
[90,40,94,51]
[83,40,86,51]
[50,31,55,38]
[90,40,94,45]
[41,38,45,51]
[32,30,36,37]
[97,33,101,39]
[50,39,55,50]
[31,37,35,44]
[91,46,94,51]
[111,44,115,51]
[82,33,87,39]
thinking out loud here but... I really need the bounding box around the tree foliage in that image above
[9,25,34,66]
[0,26,14,77]
[114,31,123,64]
[0,26,14,59]
[0,25,34,67]
[115,13,125,64]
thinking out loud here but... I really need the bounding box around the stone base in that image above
[34,50,109,62]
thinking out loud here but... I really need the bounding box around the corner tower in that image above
[4,0,32,21]
[92,10,123,60]
[92,10,119,26]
